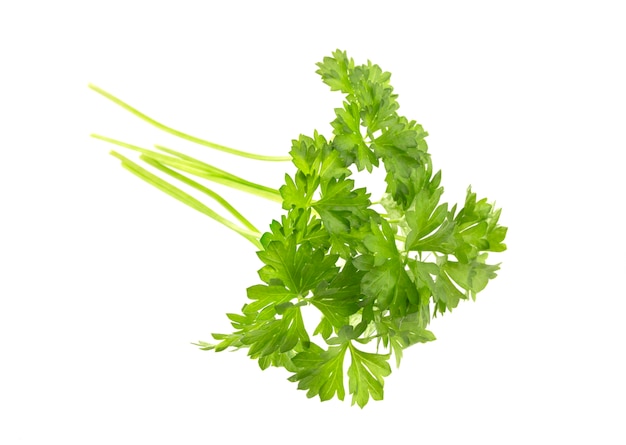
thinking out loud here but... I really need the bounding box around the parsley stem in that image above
[89,84,291,162]
[109,151,263,249]
[92,135,282,203]
[139,156,259,233]
[153,144,283,202]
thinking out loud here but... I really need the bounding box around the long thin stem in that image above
[92,134,283,203]
[140,156,259,233]
[153,143,283,202]
[89,84,291,162]
[109,151,263,249]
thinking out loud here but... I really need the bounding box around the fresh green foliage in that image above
[91,50,507,408]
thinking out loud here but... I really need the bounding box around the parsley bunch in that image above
[91,50,507,407]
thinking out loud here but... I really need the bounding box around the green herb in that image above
[91,50,507,407]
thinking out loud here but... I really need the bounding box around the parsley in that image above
[91,50,507,407]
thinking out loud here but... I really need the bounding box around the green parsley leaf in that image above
[348,344,392,408]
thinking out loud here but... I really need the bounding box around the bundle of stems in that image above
[90,84,290,249]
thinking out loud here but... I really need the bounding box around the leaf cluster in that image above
[197,50,508,407]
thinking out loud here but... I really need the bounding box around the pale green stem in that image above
[89,83,292,162]
[153,143,282,202]
[92,134,283,203]
[140,156,259,233]
[109,151,263,249]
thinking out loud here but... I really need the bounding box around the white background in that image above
[2,1,625,443]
